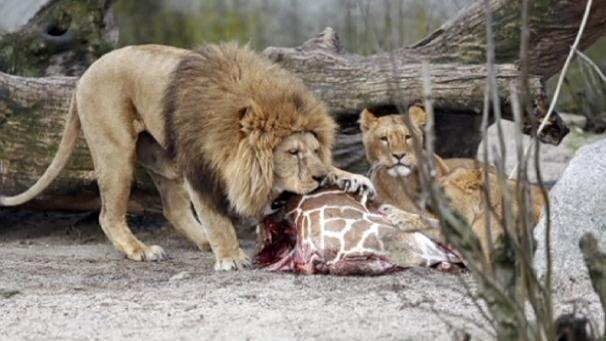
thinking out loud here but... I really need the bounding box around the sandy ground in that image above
[1,120,603,340]
[0,211,491,340]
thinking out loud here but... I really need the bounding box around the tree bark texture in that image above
[399,0,606,79]
[2,0,605,210]
[0,72,159,212]
[262,29,566,169]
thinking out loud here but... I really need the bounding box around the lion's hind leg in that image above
[79,115,166,261]
[95,146,167,261]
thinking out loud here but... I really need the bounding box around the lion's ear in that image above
[239,102,263,134]
[408,104,427,130]
[359,108,378,132]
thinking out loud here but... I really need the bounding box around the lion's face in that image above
[359,106,427,177]
[272,132,329,195]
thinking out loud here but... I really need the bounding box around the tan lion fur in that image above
[0,43,374,270]
[360,106,449,214]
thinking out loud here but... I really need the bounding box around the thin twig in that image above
[483,0,514,255]
[575,49,606,84]
[421,62,437,175]
[509,0,594,179]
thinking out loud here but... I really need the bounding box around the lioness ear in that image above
[408,104,427,130]
[359,108,378,132]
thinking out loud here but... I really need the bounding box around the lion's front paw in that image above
[127,245,168,262]
[214,249,251,271]
[327,172,376,199]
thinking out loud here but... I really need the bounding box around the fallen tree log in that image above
[261,29,563,168]
[2,0,605,211]
[402,0,606,79]
[0,50,559,210]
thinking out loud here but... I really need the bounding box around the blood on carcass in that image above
[256,187,460,276]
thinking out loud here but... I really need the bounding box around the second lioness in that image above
[360,105,545,258]
[0,43,374,270]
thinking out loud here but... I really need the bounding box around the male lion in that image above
[360,104,545,259]
[0,43,374,270]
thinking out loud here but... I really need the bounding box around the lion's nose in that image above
[392,153,406,161]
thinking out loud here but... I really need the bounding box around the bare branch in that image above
[509,0,594,179]
[574,49,606,84]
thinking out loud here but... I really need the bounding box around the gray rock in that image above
[559,113,587,129]
[168,271,192,282]
[534,138,606,324]
[478,120,576,185]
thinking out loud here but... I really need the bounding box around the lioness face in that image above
[273,132,329,195]
[359,107,427,177]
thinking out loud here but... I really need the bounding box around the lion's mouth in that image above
[388,163,413,177]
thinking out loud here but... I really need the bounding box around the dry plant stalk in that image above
[411,0,562,339]
[413,0,606,339]
[356,0,603,338]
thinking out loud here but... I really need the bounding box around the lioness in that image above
[360,105,545,258]
[0,43,374,270]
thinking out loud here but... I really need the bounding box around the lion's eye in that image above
[380,136,388,143]
[405,134,412,141]
[313,148,320,154]
[288,149,299,155]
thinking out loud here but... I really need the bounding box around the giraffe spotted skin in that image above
[257,187,460,275]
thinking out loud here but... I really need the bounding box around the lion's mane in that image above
[164,43,337,218]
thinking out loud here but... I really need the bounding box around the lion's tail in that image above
[0,93,81,206]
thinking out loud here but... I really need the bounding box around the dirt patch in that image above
[1,209,602,340]
[0,209,494,340]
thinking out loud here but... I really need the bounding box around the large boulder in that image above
[534,138,606,323]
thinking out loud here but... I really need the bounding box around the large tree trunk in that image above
[1,0,605,211]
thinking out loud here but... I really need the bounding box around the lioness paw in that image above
[214,249,251,271]
[127,245,168,262]
[379,204,439,233]
[380,204,404,225]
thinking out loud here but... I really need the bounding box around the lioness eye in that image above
[288,149,299,155]
[380,136,388,143]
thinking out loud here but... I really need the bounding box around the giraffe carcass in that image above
[256,188,460,275]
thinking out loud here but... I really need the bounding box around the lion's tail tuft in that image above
[0,94,81,206]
